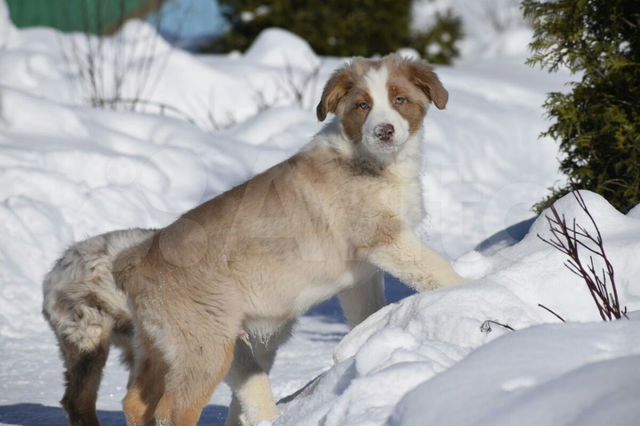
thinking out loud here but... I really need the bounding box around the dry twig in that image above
[537,190,628,321]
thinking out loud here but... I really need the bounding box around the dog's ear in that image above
[404,60,448,110]
[316,65,354,121]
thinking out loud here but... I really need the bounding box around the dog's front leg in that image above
[366,228,464,292]
[224,337,279,426]
[224,321,293,426]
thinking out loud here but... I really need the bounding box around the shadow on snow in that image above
[0,403,228,426]
[306,273,416,322]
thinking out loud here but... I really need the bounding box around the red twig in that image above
[537,190,628,321]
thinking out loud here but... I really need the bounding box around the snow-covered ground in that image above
[276,191,640,426]
[2,1,639,425]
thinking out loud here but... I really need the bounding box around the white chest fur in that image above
[387,133,425,228]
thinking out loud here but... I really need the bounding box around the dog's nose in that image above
[375,123,395,141]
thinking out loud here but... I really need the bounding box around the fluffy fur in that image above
[43,229,153,426]
[43,53,463,426]
[43,229,384,426]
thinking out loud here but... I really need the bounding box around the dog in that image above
[43,228,385,426]
[43,53,463,426]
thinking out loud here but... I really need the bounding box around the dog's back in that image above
[42,228,154,425]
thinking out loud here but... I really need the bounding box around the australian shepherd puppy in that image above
[43,53,462,426]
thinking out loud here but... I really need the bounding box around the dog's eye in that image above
[394,96,407,105]
[358,102,370,110]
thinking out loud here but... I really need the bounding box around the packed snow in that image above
[2,1,638,425]
[276,192,640,426]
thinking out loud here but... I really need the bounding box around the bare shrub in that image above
[537,190,628,321]
[251,59,323,113]
[278,61,322,109]
[252,84,283,113]
[58,0,168,109]
[205,92,238,132]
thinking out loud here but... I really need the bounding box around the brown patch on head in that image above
[340,88,372,144]
[387,78,428,134]
[316,63,357,122]
[381,54,448,115]
[317,58,385,145]
[395,55,448,110]
[378,54,448,135]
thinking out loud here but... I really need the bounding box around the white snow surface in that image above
[2,4,638,426]
[277,192,640,426]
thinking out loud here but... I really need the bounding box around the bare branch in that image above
[537,190,628,321]
[538,304,566,322]
[480,320,515,333]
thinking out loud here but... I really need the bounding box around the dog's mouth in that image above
[365,135,404,154]
[375,141,400,153]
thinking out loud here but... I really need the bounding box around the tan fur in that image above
[42,229,153,426]
[122,332,168,425]
[44,227,293,426]
[399,58,449,110]
[112,53,462,425]
[42,228,360,426]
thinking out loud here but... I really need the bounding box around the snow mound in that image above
[390,320,640,426]
[244,27,320,70]
[277,192,640,426]
[0,85,304,338]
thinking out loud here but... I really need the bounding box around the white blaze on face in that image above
[362,65,411,154]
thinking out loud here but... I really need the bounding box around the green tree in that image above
[208,0,462,64]
[523,0,640,213]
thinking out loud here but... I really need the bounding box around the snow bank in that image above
[277,192,640,426]
[391,320,640,426]
[0,85,303,337]
[244,27,320,71]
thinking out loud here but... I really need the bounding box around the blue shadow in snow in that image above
[0,403,227,426]
[306,273,415,323]
[474,217,535,255]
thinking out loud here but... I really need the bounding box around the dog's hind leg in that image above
[59,336,109,426]
[152,336,237,426]
[122,337,167,426]
[125,297,241,426]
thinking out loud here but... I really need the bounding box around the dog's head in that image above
[316,54,447,156]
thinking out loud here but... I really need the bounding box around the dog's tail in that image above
[42,228,153,426]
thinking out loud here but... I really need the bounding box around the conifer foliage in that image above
[523,0,640,213]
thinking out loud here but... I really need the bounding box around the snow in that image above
[277,192,640,426]
[412,0,532,61]
[1,1,638,425]
[391,321,640,426]
[244,28,321,71]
